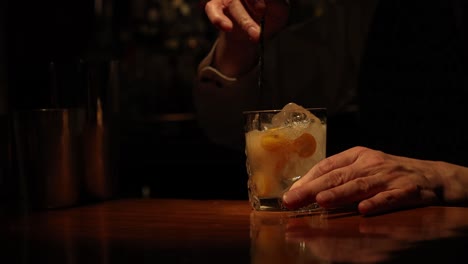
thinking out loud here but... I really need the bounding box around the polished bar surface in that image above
[1,199,468,263]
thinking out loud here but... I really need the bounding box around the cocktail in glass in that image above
[244,103,326,211]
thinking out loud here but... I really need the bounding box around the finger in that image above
[283,153,372,210]
[315,174,387,208]
[358,187,425,216]
[283,162,365,209]
[282,185,314,210]
[228,0,264,41]
[290,147,366,190]
[205,0,234,31]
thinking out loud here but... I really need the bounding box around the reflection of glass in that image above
[244,103,326,211]
[250,211,328,264]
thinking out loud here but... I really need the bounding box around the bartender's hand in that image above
[282,146,468,215]
[205,0,289,42]
[204,0,290,76]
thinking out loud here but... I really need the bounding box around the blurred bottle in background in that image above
[82,0,121,202]
[4,0,120,210]
[82,59,120,203]
[3,0,245,202]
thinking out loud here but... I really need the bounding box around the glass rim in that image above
[242,107,327,115]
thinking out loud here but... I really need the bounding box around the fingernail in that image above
[220,21,231,31]
[283,190,301,205]
[358,200,372,214]
[248,26,259,39]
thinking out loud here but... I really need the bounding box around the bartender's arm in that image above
[193,0,290,149]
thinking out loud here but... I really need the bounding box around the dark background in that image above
[0,0,249,205]
[0,0,325,205]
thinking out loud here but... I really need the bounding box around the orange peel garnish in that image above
[292,133,316,157]
[260,132,290,152]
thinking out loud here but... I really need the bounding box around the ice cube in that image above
[270,102,322,141]
[271,102,316,129]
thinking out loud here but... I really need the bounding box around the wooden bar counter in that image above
[1,198,468,263]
